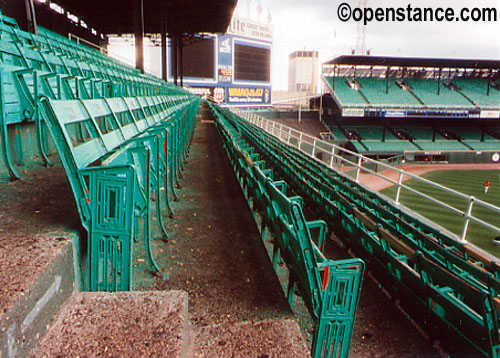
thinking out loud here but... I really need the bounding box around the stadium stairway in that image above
[31,290,310,358]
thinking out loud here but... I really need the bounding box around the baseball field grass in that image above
[381,170,500,257]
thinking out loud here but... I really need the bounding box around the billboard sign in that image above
[227,86,270,105]
[227,18,273,42]
[171,17,272,106]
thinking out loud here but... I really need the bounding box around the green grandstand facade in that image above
[319,56,500,162]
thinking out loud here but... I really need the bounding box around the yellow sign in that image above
[228,88,264,97]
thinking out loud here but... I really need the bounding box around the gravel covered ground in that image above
[190,319,310,357]
[0,164,78,318]
[32,291,189,358]
[146,113,293,326]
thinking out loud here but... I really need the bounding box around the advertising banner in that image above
[227,86,271,105]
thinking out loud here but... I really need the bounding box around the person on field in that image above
[484,180,490,194]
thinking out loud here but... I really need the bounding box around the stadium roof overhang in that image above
[324,55,500,70]
[1,0,238,78]
[48,0,238,35]
[1,0,237,36]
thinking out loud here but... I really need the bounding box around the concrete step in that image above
[32,290,189,358]
[0,238,76,358]
[188,319,310,358]
[33,289,310,358]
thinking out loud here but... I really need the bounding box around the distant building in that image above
[288,50,319,94]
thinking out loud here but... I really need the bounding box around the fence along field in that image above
[382,169,500,256]
[236,110,500,250]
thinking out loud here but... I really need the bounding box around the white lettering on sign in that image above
[228,17,273,41]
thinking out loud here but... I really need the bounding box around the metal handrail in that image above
[232,108,500,242]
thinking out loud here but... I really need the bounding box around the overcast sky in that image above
[235,0,500,90]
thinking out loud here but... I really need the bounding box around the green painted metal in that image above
[82,165,136,291]
[211,103,500,358]
[39,94,200,291]
[14,123,23,165]
[0,13,192,185]
[0,70,19,180]
[209,102,364,358]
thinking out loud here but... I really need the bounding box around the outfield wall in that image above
[405,150,500,164]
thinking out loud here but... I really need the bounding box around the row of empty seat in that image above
[0,11,184,125]
[0,11,190,180]
[327,76,500,109]
[331,125,500,153]
[214,105,500,357]
[210,102,364,358]
[0,11,202,290]
[357,77,421,107]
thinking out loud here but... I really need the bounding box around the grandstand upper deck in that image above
[323,55,500,117]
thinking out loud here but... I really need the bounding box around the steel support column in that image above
[133,0,145,73]
[179,36,184,87]
[172,33,178,85]
[437,68,442,95]
[24,0,38,34]
[161,12,168,82]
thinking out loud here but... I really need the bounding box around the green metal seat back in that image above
[266,180,323,316]
[252,165,274,222]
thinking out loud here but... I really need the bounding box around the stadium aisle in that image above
[149,104,293,326]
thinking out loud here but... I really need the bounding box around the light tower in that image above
[355,0,367,55]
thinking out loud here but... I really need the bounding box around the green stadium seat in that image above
[362,140,420,152]
[453,127,482,140]
[464,141,500,151]
[356,77,421,107]
[413,140,470,151]
[453,78,500,107]
[405,127,434,140]
[331,125,347,140]
[406,78,472,108]
[326,76,366,107]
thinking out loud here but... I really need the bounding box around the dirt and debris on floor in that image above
[32,291,188,358]
[144,113,293,327]
[190,319,310,358]
[0,164,78,317]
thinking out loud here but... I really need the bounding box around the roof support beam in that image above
[161,11,168,82]
[133,0,145,73]
[179,37,184,87]
[172,33,178,85]
[24,0,38,34]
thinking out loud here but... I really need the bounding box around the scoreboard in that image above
[168,17,272,106]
